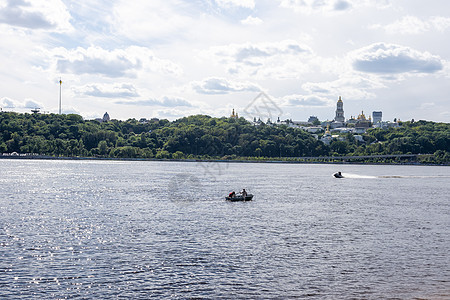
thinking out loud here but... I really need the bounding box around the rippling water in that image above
[0,159,449,299]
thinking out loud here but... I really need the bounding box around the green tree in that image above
[98,140,108,156]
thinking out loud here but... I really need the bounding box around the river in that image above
[0,159,449,299]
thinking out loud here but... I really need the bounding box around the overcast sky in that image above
[0,0,449,122]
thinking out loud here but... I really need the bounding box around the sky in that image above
[0,0,449,122]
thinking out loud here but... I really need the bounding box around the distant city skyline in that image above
[0,0,449,122]
[0,96,392,125]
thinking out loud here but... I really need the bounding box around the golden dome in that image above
[357,111,366,120]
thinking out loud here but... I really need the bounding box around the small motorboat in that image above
[225,194,254,201]
[333,172,344,178]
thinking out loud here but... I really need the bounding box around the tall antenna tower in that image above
[59,78,62,114]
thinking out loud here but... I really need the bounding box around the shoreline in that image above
[0,154,448,166]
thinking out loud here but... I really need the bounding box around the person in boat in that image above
[229,191,236,198]
[241,189,247,197]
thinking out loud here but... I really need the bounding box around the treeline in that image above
[0,112,449,164]
[331,120,449,164]
[0,112,325,159]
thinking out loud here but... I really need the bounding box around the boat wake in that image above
[378,175,450,179]
[340,173,377,179]
[335,173,450,179]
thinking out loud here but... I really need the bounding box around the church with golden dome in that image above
[356,111,371,128]
[326,96,382,133]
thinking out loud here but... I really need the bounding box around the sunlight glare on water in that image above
[0,159,449,299]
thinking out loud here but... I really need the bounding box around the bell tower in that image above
[334,96,345,123]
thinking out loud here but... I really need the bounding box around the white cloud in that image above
[112,1,193,41]
[438,110,450,120]
[302,76,384,100]
[73,83,139,98]
[24,99,43,109]
[278,0,391,14]
[430,16,450,32]
[334,0,352,11]
[0,97,16,108]
[0,0,72,32]
[351,43,443,74]
[282,94,333,107]
[1,0,449,123]
[241,15,263,25]
[47,46,182,78]
[372,16,450,34]
[116,96,192,107]
[190,77,261,94]
[215,0,255,9]
[383,16,429,34]
[420,102,435,109]
[154,107,208,120]
[1,97,43,109]
[206,40,314,79]
[279,0,352,14]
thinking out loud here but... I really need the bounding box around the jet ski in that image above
[333,172,344,178]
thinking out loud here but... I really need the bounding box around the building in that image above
[354,111,371,133]
[356,111,371,127]
[308,116,319,123]
[95,112,111,123]
[334,96,345,123]
[372,111,382,124]
[291,121,311,126]
[252,117,263,126]
[346,116,357,125]
[354,135,365,143]
[103,112,110,122]
[374,121,400,129]
[305,126,323,133]
[321,125,333,145]
[331,127,353,134]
